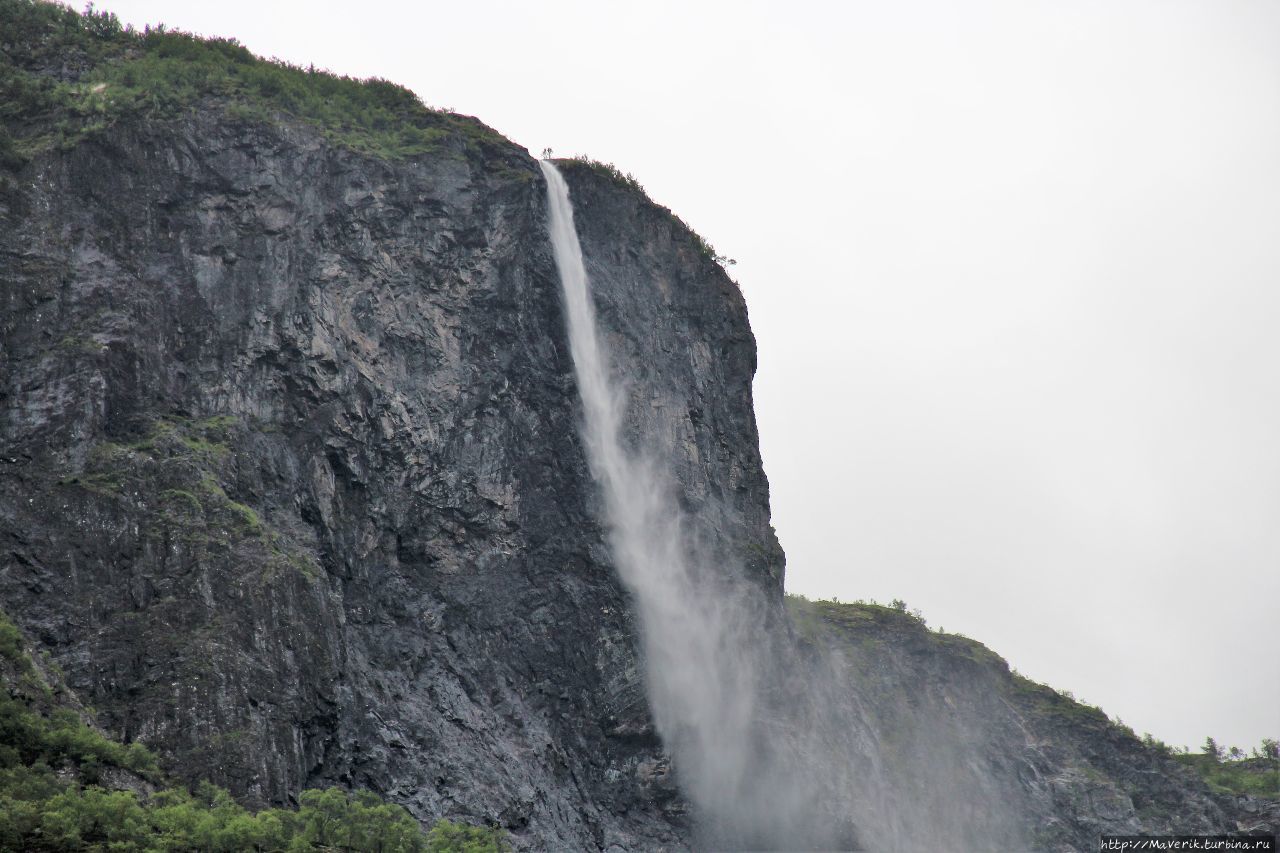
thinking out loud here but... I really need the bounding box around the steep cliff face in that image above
[0,69,781,848]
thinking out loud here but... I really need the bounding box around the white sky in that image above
[92,0,1279,751]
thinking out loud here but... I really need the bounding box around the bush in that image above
[0,126,27,170]
[0,613,24,662]
[1175,737,1280,798]
[428,819,509,853]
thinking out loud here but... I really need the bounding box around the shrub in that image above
[1175,737,1280,797]
[0,613,24,663]
[428,819,510,853]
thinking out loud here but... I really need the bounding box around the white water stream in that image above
[540,161,763,837]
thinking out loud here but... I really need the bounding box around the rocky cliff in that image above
[0,3,1273,850]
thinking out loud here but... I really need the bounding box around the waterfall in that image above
[540,161,1023,851]
[541,160,772,842]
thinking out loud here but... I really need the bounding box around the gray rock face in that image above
[0,110,778,848]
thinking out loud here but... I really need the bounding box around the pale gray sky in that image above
[93,0,1279,751]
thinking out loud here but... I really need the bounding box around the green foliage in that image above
[287,787,432,852]
[427,819,509,852]
[785,594,932,636]
[565,155,646,195]
[0,663,162,787]
[995,666,1117,730]
[687,229,737,268]
[0,609,508,851]
[0,613,24,664]
[89,33,451,158]
[0,124,26,169]
[0,0,501,161]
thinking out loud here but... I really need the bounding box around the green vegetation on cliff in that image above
[1175,751,1280,799]
[0,611,507,852]
[65,415,321,585]
[786,593,1002,669]
[1169,738,1280,799]
[0,0,505,162]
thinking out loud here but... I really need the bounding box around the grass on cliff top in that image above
[0,610,508,852]
[786,593,930,629]
[786,593,961,649]
[0,0,506,162]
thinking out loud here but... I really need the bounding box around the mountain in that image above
[1,2,1274,850]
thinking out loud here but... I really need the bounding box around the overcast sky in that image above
[93,0,1279,751]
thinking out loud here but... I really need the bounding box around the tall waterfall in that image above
[541,161,776,842]
[540,161,1023,851]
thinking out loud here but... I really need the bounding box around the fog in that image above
[95,0,1280,752]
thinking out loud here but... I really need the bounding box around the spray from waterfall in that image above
[540,160,1026,851]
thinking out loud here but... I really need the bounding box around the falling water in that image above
[541,160,780,843]
[540,160,1026,851]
